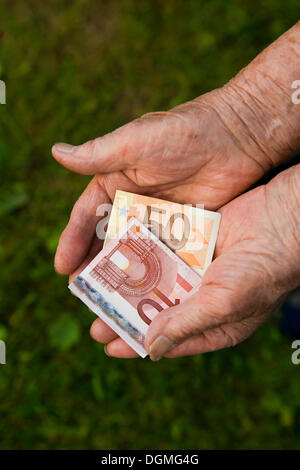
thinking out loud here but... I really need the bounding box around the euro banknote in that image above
[104,190,221,277]
[69,217,202,357]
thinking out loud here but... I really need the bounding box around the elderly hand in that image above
[52,22,300,359]
[92,164,300,359]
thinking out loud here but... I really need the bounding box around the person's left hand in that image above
[90,164,300,359]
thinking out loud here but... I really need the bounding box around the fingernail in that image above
[54,142,75,153]
[104,345,110,357]
[149,336,173,362]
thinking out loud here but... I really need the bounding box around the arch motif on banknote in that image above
[91,229,162,296]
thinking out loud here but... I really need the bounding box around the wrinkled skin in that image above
[89,166,300,359]
[52,85,300,359]
[53,85,276,277]
[143,166,300,359]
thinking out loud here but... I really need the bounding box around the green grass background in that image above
[0,0,300,449]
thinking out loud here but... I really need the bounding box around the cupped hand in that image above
[52,85,295,360]
[52,22,300,359]
[90,164,300,359]
[52,83,276,277]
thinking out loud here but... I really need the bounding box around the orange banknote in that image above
[104,191,221,277]
[70,217,202,357]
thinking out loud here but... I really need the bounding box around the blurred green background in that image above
[0,0,300,450]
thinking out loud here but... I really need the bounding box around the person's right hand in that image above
[92,163,300,359]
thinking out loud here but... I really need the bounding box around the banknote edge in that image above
[202,211,221,273]
[69,283,148,358]
[104,190,221,255]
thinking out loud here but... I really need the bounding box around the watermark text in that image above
[0,80,6,104]
[0,340,6,365]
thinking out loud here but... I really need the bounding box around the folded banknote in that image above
[70,217,202,357]
[104,191,221,277]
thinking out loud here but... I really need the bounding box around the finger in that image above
[103,312,266,359]
[55,177,110,274]
[93,302,271,359]
[52,117,160,175]
[144,250,266,361]
[104,325,233,359]
[105,337,139,358]
[68,234,104,283]
[163,313,270,358]
[90,318,118,344]
[144,286,229,361]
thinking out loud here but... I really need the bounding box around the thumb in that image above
[144,253,265,361]
[52,116,160,175]
[144,245,275,361]
[144,286,230,361]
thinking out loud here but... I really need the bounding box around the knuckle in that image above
[221,327,240,348]
[194,288,236,327]
[69,202,88,230]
